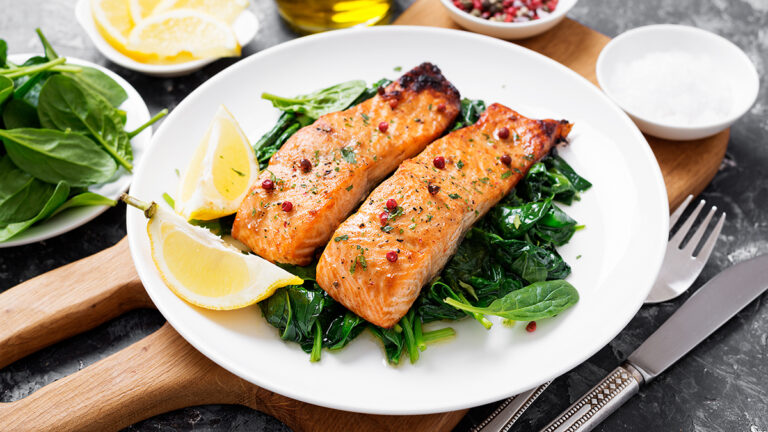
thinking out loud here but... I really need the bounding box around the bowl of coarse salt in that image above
[596,24,759,141]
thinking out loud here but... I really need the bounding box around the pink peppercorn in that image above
[379,121,389,133]
[262,179,274,190]
[281,201,293,212]
[501,154,512,166]
[386,251,398,262]
[433,156,446,169]
[386,199,397,210]
[526,321,537,332]
[498,127,510,139]
[379,212,389,226]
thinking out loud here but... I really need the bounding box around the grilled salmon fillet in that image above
[316,103,573,327]
[232,63,460,265]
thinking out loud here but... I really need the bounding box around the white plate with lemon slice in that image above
[75,0,259,77]
[126,27,667,415]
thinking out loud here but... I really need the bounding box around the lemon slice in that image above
[129,0,164,23]
[127,9,240,61]
[175,105,258,221]
[152,0,249,24]
[136,200,302,309]
[91,0,147,60]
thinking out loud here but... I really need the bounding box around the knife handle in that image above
[540,364,643,432]
[472,381,552,432]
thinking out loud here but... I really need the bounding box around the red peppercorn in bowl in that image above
[439,0,577,40]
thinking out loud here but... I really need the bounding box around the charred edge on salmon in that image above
[394,62,460,102]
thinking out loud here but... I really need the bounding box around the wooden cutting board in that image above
[0,1,727,430]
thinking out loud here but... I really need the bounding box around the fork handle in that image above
[540,364,643,432]
[0,237,152,368]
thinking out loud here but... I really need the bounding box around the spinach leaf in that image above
[489,198,552,239]
[417,280,468,323]
[0,128,117,187]
[63,66,127,108]
[0,39,7,67]
[546,153,591,192]
[0,75,12,105]
[368,326,404,365]
[37,74,132,170]
[3,98,41,128]
[261,80,367,120]
[260,284,327,355]
[324,311,365,350]
[349,78,391,106]
[0,180,69,242]
[452,98,486,130]
[444,280,579,321]
[528,204,578,246]
[45,191,116,220]
[471,228,571,282]
[0,156,59,223]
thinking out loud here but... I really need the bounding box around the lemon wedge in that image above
[127,9,240,62]
[125,196,302,310]
[129,0,163,23]
[152,0,249,24]
[175,105,258,221]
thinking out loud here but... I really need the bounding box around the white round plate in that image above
[127,26,668,414]
[75,0,260,78]
[2,55,150,248]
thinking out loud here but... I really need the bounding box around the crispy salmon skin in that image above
[316,104,573,328]
[232,63,460,265]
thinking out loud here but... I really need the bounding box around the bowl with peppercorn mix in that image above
[439,0,577,39]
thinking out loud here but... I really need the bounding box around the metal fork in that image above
[471,194,725,432]
[645,195,726,303]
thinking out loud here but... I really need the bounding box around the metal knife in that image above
[539,254,768,432]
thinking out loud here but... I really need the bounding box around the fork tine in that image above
[683,206,717,254]
[695,212,726,260]
[670,194,694,228]
[670,199,706,248]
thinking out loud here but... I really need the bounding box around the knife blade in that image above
[540,254,768,432]
[628,253,768,381]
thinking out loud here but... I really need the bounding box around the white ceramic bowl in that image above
[596,24,759,141]
[439,0,577,40]
[74,0,259,77]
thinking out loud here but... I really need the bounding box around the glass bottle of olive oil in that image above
[275,0,392,34]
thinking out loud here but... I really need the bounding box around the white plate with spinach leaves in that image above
[1,54,151,247]
[126,27,668,414]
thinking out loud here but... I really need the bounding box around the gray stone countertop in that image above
[1,0,766,430]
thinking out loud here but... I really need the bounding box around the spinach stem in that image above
[454,292,493,329]
[261,92,305,104]
[422,327,456,344]
[400,311,419,364]
[1,57,66,78]
[414,317,426,352]
[127,109,168,139]
[309,320,322,362]
[253,112,295,151]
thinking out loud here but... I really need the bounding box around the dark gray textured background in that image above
[1,0,766,430]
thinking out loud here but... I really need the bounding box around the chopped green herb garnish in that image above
[334,235,349,242]
[448,193,461,199]
[501,171,513,179]
[346,184,354,191]
[231,168,246,177]
[457,160,465,170]
[341,146,357,164]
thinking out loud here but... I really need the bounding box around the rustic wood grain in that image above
[0,1,727,430]
[0,324,466,432]
[0,238,152,369]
